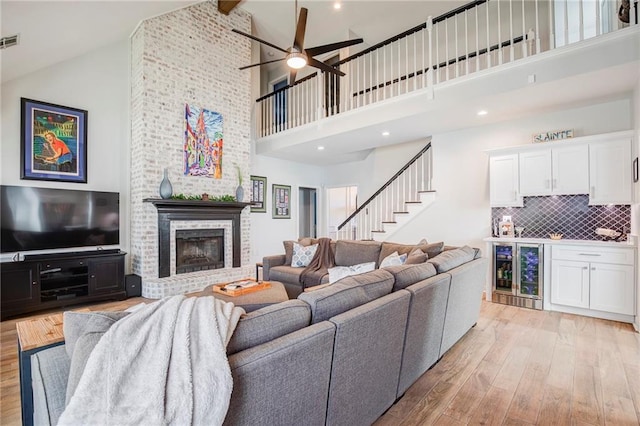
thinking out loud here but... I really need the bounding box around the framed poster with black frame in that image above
[20,98,88,183]
[272,184,291,219]
[250,175,267,213]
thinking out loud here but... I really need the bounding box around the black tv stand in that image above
[1,250,127,320]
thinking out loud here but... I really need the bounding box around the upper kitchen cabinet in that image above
[588,136,633,205]
[487,130,634,206]
[489,154,523,207]
[519,145,589,196]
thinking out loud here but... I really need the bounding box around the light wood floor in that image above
[1,299,639,425]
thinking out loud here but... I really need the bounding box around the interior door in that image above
[299,187,317,238]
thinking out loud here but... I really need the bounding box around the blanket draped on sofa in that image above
[300,237,335,288]
[58,295,244,426]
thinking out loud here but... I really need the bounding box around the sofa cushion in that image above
[378,241,444,265]
[328,262,376,284]
[405,248,428,264]
[383,262,438,291]
[63,311,129,405]
[227,300,311,355]
[63,311,129,358]
[334,240,382,267]
[269,265,305,284]
[379,251,407,268]
[298,269,394,323]
[428,246,476,273]
[291,242,318,267]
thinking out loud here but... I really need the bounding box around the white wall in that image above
[1,40,131,259]
[320,97,632,253]
[250,153,324,263]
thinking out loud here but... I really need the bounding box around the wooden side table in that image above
[16,309,88,426]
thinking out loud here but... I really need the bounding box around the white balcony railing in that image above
[255,0,637,138]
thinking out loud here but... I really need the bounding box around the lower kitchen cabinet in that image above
[550,245,635,318]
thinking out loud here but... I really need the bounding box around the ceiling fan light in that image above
[286,51,307,69]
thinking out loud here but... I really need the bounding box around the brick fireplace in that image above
[128,2,252,298]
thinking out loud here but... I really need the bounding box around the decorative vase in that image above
[235,185,244,202]
[159,168,173,199]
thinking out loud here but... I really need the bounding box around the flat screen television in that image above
[1,185,119,254]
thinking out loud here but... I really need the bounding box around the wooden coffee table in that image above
[203,280,288,312]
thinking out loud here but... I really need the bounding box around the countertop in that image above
[483,236,638,248]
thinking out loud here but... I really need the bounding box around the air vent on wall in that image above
[0,34,19,50]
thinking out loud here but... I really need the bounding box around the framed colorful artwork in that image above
[183,104,223,179]
[250,175,267,213]
[20,98,88,183]
[272,184,291,219]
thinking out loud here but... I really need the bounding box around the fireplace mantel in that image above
[144,199,252,278]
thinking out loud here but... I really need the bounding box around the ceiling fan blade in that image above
[305,38,364,57]
[239,58,286,70]
[293,7,308,51]
[308,57,345,77]
[232,29,288,54]
[289,69,298,86]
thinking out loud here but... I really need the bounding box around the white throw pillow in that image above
[291,242,318,267]
[380,251,407,268]
[328,261,376,284]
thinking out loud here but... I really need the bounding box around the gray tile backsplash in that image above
[491,195,630,240]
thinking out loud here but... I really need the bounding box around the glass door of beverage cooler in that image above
[516,244,543,299]
[493,244,515,294]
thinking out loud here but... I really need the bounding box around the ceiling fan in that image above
[232,0,363,85]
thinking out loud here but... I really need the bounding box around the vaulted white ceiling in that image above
[1,0,467,84]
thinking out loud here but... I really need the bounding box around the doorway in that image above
[327,186,358,240]
[299,187,317,238]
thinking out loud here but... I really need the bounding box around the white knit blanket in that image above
[58,295,244,426]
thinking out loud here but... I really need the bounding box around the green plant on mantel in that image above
[171,194,236,202]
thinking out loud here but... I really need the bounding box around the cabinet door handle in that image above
[590,186,595,198]
[591,267,596,271]
[579,253,601,257]
[32,281,37,285]
[582,267,588,270]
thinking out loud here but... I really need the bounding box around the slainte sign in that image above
[532,129,574,143]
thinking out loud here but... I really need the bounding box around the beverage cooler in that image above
[492,243,543,310]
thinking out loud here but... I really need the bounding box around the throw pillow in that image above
[63,311,129,405]
[283,240,296,265]
[328,261,376,284]
[405,248,428,264]
[291,242,318,267]
[380,251,407,268]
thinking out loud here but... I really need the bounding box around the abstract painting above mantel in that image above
[20,98,87,183]
[183,104,223,178]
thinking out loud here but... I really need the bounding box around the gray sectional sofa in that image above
[29,242,487,426]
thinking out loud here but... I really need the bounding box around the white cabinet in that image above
[589,138,633,205]
[489,154,522,207]
[551,245,635,316]
[551,260,590,308]
[519,145,589,196]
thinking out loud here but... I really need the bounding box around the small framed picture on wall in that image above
[250,175,267,213]
[20,98,88,183]
[272,184,291,219]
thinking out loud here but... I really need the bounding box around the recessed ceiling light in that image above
[382,131,390,136]
[334,2,342,10]
[317,146,325,151]
[477,110,488,116]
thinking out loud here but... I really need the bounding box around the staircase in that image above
[336,141,435,241]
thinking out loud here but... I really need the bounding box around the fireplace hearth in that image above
[175,229,224,274]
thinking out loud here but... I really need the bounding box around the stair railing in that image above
[254,0,637,138]
[336,141,432,241]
